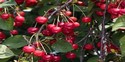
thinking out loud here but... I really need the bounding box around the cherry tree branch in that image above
[48,0,73,19]
[100,0,109,62]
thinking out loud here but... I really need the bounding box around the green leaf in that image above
[0,44,14,59]
[38,5,56,15]
[0,18,14,30]
[87,56,98,62]
[3,35,28,49]
[52,39,73,53]
[0,58,11,62]
[112,15,125,31]
[0,1,16,8]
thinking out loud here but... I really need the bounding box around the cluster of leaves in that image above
[0,0,125,62]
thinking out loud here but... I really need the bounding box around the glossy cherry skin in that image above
[10,30,18,35]
[69,17,77,22]
[22,46,35,53]
[25,0,37,7]
[27,27,39,34]
[42,54,53,61]
[15,0,24,4]
[73,22,80,28]
[65,52,76,59]
[42,29,53,36]
[1,13,10,20]
[14,16,25,23]
[0,32,6,40]
[83,44,94,50]
[47,24,56,31]
[14,21,23,27]
[33,50,46,57]
[82,17,91,23]
[51,26,62,34]
[64,11,72,16]
[36,16,48,24]
[53,55,61,62]
[72,44,79,50]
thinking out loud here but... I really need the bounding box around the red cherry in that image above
[36,16,48,24]
[100,0,105,3]
[38,59,44,62]
[1,13,10,20]
[72,44,79,50]
[63,22,74,30]
[33,42,41,48]
[14,21,23,27]
[64,11,72,16]
[119,9,125,15]
[22,46,35,53]
[95,2,102,7]
[0,8,3,11]
[47,24,56,31]
[53,55,61,62]
[49,39,57,45]
[0,32,6,40]
[15,0,24,4]
[121,1,125,7]
[43,54,53,61]
[97,42,101,48]
[77,1,85,6]
[84,44,94,50]
[10,30,18,35]
[25,0,37,7]
[33,50,46,57]
[69,17,77,22]
[65,35,75,44]
[82,17,91,23]
[99,4,106,10]
[58,22,65,27]
[15,16,25,23]
[96,11,104,16]
[51,26,62,34]
[73,22,80,28]
[65,52,76,59]
[27,27,39,34]
[62,28,74,35]
[18,11,25,16]
[42,29,53,36]
[110,8,120,15]
[0,0,4,3]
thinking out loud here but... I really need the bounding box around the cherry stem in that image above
[73,4,75,17]
[48,0,73,19]
[117,0,123,9]
[74,4,86,17]
[36,25,45,41]
[100,0,109,62]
